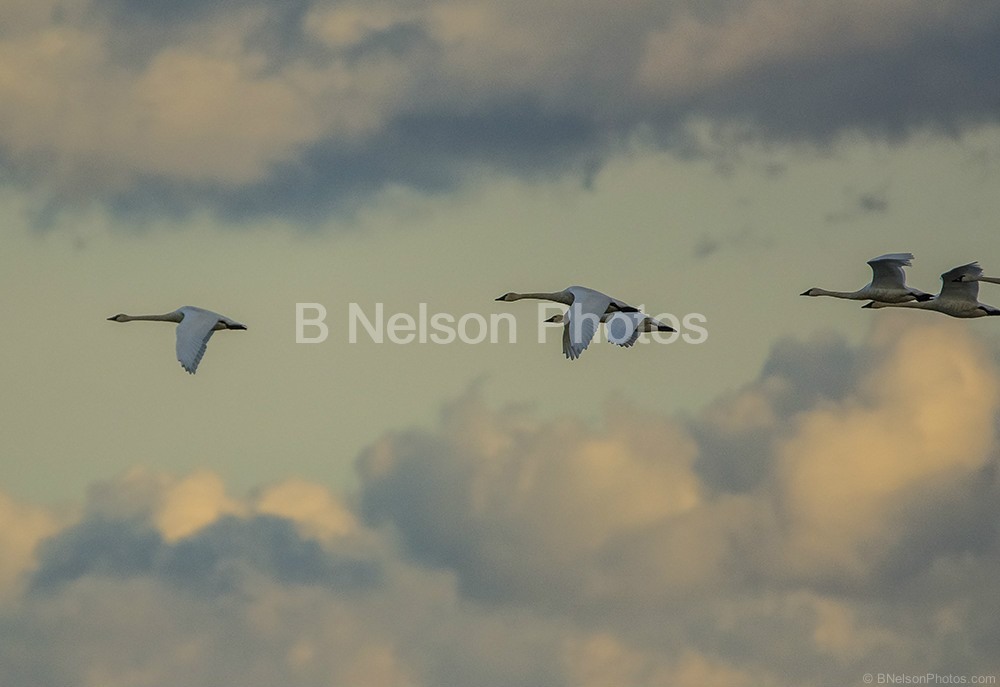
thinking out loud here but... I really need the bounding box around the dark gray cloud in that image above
[109,99,607,222]
[31,514,381,595]
[2,0,999,223]
[686,13,1000,144]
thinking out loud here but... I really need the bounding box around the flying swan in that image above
[863,262,1000,318]
[107,306,247,373]
[543,311,676,348]
[496,286,640,359]
[800,253,932,303]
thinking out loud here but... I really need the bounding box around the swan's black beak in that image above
[231,324,248,330]
[658,325,678,332]
[799,290,811,296]
[106,316,115,321]
[861,302,875,309]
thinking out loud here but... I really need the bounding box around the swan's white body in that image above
[801,253,932,303]
[107,306,247,373]
[544,311,675,349]
[496,286,639,359]
[863,263,1000,318]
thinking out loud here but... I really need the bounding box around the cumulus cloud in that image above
[2,316,1000,685]
[772,317,1000,583]
[0,491,63,600]
[1,0,998,219]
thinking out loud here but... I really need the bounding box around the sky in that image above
[2,0,1000,685]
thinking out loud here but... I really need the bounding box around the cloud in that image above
[26,469,381,597]
[3,316,1000,685]
[825,185,891,223]
[29,512,381,596]
[1,0,998,220]
[253,477,359,541]
[357,393,705,606]
[354,315,1000,678]
[770,316,1000,585]
[692,329,861,491]
[0,491,64,600]
[691,226,775,260]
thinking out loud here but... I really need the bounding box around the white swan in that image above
[543,311,676,348]
[496,286,639,359]
[800,253,932,303]
[107,306,247,373]
[863,262,1000,318]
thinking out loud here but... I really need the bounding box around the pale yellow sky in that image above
[3,126,1000,503]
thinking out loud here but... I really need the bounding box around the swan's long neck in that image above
[975,276,1000,285]
[811,288,863,299]
[120,312,183,323]
[867,300,930,310]
[507,291,574,305]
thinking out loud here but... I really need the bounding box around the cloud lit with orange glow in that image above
[2,316,998,685]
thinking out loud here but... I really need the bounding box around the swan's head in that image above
[107,313,128,322]
[800,288,820,297]
[227,322,248,331]
[495,292,517,302]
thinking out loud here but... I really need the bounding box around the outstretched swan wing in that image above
[867,253,913,289]
[175,307,222,374]
[938,262,982,303]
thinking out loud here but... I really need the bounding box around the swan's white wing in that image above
[559,286,645,359]
[561,287,620,359]
[175,307,223,374]
[867,253,913,289]
[938,262,982,303]
[562,306,602,359]
[605,311,643,348]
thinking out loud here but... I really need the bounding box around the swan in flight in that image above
[800,253,932,303]
[863,262,1000,318]
[496,286,640,359]
[544,311,676,349]
[107,306,247,373]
